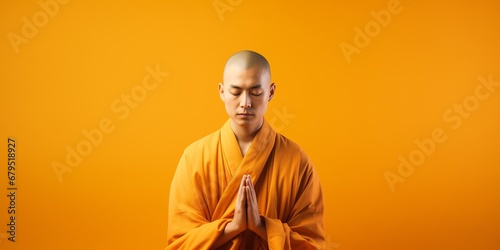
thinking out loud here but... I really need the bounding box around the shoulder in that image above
[183,129,220,157]
[274,133,313,169]
[175,129,220,176]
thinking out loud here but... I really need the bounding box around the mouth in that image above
[237,113,253,117]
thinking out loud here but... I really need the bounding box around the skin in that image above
[218,51,276,155]
[212,51,275,248]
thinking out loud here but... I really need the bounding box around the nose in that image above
[239,92,251,108]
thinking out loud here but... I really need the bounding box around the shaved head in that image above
[223,50,271,83]
[219,50,276,134]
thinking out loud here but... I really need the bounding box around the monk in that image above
[166,50,325,249]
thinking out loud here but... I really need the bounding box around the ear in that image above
[268,83,276,102]
[218,83,225,102]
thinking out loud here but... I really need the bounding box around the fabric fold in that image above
[167,119,325,249]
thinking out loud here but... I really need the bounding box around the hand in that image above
[227,175,247,233]
[244,175,267,240]
[213,176,251,248]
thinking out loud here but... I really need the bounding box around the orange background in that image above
[1,0,500,249]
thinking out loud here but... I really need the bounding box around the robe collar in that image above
[214,118,276,219]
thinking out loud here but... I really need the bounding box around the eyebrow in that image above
[229,84,262,90]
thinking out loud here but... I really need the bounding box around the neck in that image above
[230,119,264,144]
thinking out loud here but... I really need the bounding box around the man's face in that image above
[219,65,275,129]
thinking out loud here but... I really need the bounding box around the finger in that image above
[243,175,248,187]
[245,186,251,208]
[237,176,247,204]
[246,175,257,204]
[246,188,256,209]
[244,174,249,186]
[247,176,257,201]
[245,186,259,224]
[238,175,246,195]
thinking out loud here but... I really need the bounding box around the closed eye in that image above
[250,89,263,96]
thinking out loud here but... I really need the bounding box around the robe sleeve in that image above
[166,152,229,249]
[263,150,325,250]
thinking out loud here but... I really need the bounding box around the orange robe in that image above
[167,119,325,249]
